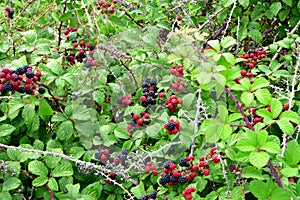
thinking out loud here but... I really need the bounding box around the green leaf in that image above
[182,93,195,109]
[81,182,103,198]
[0,192,12,200]
[282,0,292,7]
[28,160,48,176]
[242,166,264,179]
[278,9,290,22]
[227,113,242,123]
[32,176,48,187]
[114,126,130,139]
[57,120,74,140]
[248,29,262,43]
[279,110,300,124]
[0,124,16,137]
[60,12,73,21]
[221,36,236,48]
[238,0,249,7]
[52,113,67,122]
[207,40,220,52]
[241,92,254,107]
[280,167,298,177]
[284,140,300,166]
[39,99,53,116]
[270,2,282,16]
[251,77,269,91]
[22,104,35,125]
[222,53,235,65]
[239,77,251,90]
[2,177,21,191]
[205,120,221,143]
[256,130,268,147]
[52,161,73,177]
[93,91,105,105]
[249,151,269,169]
[269,187,290,200]
[261,141,281,154]
[110,15,126,26]
[276,120,294,135]
[254,89,272,105]
[131,181,146,198]
[48,177,59,191]
[250,180,270,200]
[219,124,232,140]
[256,109,273,124]
[270,99,282,119]
[217,105,228,122]
[22,30,37,43]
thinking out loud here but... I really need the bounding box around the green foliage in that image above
[0,0,299,199]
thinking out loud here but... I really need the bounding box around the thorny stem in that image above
[13,0,36,23]
[216,145,231,198]
[198,8,226,31]
[45,183,55,200]
[221,0,236,40]
[190,89,202,156]
[225,86,283,187]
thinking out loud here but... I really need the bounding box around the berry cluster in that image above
[127,111,151,134]
[170,65,184,77]
[159,156,197,187]
[94,148,130,166]
[182,187,196,200]
[97,0,120,14]
[0,66,45,95]
[144,161,158,176]
[4,7,14,19]
[140,78,158,107]
[140,191,157,200]
[171,77,188,92]
[66,41,96,66]
[64,26,78,36]
[117,95,132,107]
[105,173,117,184]
[235,49,267,84]
[165,94,182,112]
[164,119,181,135]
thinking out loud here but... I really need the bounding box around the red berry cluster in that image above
[165,94,182,112]
[170,65,184,77]
[235,49,267,84]
[247,108,263,125]
[171,77,188,92]
[144,162,158,176]
[66,40,96,66]
[4,6,14,19]
[127,111,151,134]
[182,187,196,200]
[0,66,44,95]
[97,0,120,14]
[228,164,238,173]
[105,173,117,184]
[164,119,181,135]
[117,95,132,107]
[94,148,130,167]
[64,26,78,35]
[95,149,110,164]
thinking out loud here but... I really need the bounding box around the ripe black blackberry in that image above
[38,87,46,94]
[122,148,129,155]
[26,71,34,78]
[159,174,170,185]
[19,86,26,93]
[149,90,155,97]
[150,79,156,85]
[118,154,127,162]
[23,65,30,71]
[16,67,25,75]
[163,160,173,169]
[178,176,187,184]
[178,158,188,167]
[166,122,175,130]
[169,175,177,183]
[89,46,95,50]
[3,82,13,92]
[95,152,101,160]
[84,61,92,68]
[149,191,157,199]
[140,196,148,200]
[8,8,14,19]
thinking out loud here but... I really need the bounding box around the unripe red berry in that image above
[240,70,247,76]
[212,156,220,163]
[177,16,182,21]
[133,114,139,120]
[73,43,78,48]
[203,169,210,176]
[80,41,85,47]
[283,104,289,110]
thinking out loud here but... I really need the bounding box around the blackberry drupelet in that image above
[26,71,34,78]
[178,158,188,167]
[3,82,13,91]
[178,176,187,184]
[166,122,175,130]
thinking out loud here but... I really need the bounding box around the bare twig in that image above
[13,0,36,23]
[58,2,67,47]
[198,8,225,31]
[222,0,237,40]
[216,146,231,198]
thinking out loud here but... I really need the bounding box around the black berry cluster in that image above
[94,148,131,168]
[117,95,133,107]
[140,78,158,107]
[5,7,14,19]
[0,66,44,95]
[164,119,181,135]
[140,191,157,200]
[165,94,182,112]
[127,111,151,134]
